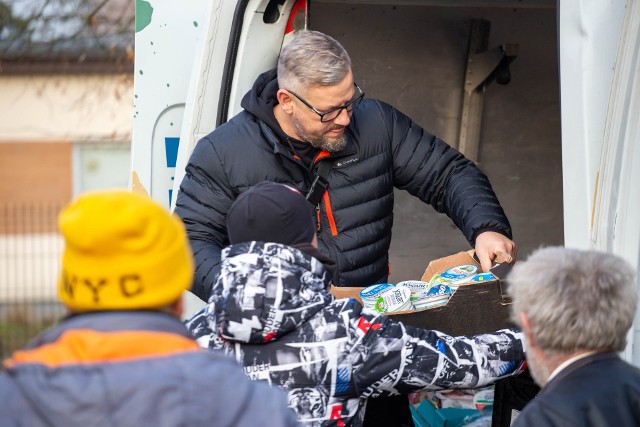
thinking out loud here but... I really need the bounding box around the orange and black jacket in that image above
[175,69,512,301]
[0,311,299,427]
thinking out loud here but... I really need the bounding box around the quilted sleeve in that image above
[174,135,236,301]
[377,100,512,244]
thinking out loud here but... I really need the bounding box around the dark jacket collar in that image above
[542,351,620,394]
[26,311,192,349]
[242,69,358,165]
[241,68,289,142]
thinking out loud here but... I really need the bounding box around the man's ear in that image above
[520,311,536,348]
[277,89,294,115]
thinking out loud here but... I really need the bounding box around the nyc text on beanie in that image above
[58,190,194,311]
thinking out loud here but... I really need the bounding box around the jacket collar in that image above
[25,311,192,349]
[258,119,358,161]
[541,351,620,394]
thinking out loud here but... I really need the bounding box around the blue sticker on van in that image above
[165,137,180,167]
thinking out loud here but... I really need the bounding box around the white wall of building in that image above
[0,74,134,306]
[0,74,133,142]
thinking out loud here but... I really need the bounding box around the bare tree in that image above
[0,0,134,72]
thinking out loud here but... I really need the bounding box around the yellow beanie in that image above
[57,190,194,312]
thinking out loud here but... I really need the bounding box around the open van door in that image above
[131,0,308,208]
[131,0,308,314]
[559,0,640,364]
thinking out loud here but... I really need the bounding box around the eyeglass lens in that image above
[321,93,363,122]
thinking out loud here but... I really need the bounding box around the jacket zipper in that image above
[323,190,338,236]
[313,150,338,236]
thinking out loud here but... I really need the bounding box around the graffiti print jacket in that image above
[0,311,299,427]
[187,242,526,427]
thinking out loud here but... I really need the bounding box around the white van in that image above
[131,0,640,366]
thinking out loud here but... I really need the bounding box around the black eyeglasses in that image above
[287,83,364,123]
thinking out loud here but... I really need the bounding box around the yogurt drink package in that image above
[360,283,395,309]
[396,280,431,299]
[430,264,479,289]
[412,283,455,310]
[374,287,413,313]
[440,264,478,281]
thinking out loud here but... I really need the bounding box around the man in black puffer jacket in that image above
[175,29,516,302]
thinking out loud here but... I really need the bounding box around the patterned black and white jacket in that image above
[187,241,525,427]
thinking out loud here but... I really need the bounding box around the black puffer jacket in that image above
[175,69,511,301]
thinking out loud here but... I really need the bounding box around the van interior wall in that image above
[312,3,562,283]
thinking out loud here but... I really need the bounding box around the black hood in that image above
[240,69,322,167]
[240,68,289,141]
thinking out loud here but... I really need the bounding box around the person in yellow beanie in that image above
[57,189,194,312]
[0,190,300,427]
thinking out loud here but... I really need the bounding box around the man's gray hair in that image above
[509,246,637,354]
[277,30,352,93]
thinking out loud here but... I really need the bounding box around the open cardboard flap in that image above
[330,250,515,336]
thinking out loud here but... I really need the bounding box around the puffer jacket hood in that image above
[207,241,334,344]
[240,68,287,141]
[239,69,321,167]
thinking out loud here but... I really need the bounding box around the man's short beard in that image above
[524,340,551,387]
[294,119,348,153]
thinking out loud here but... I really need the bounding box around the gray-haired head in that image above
[277,30,352,94]
[509,246,637,355]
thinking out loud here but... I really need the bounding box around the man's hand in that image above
[474,231,517,272]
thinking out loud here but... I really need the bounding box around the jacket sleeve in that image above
[377,100,512,244]
[348,309,525,398]
[174,135,235,301]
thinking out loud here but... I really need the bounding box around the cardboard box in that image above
[330,250,514,336]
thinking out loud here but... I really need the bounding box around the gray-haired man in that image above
[508,246,640,427]
[176,29,516,302]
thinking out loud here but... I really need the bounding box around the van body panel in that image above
[559,0,627,250]
[131,0,209,206]
[560,0,640,364]
[133,0,307,315]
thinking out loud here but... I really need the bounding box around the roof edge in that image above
[0,58,134,75]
